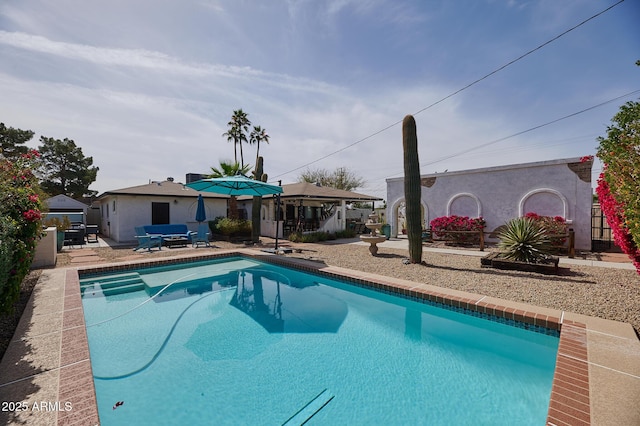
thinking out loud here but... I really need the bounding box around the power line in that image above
[361,88,640,183]
[415,89,640,171]
[270,0,625,180]
[377,89,640,179]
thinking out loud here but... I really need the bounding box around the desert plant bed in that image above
[481,252,560,275]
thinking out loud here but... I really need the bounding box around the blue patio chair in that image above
[133,226,162,251]
[190,223,211,248]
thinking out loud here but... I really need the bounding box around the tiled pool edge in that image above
[59,269,100,425]
[66,249,592,425]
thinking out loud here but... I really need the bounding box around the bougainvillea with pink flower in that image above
[595,173,640,271]
[595,99,640,274]
[0,149,46,312]
[430,215,485,244]
[523,212,567,249]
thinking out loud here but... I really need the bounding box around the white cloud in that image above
[1,0,636,202]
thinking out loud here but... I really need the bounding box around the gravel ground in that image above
[0,271,41,361]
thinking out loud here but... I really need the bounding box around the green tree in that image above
[37,137,99,198]
[208,160,251,178]
[596,99,640,271]
[208,160,251,220]
[298,166,365,191]
[249,125,269,167]
[0,123,34,161]
[223,109,251,168]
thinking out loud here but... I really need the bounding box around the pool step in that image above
[80,272,145,296]
[282,389,334,425]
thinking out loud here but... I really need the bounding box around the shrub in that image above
[288,231,329,243]
[0,150,45,313]
[213,217,251,237]
[498,217,554,263]
[43,216,71,232]
[334,229,356,239]
[595,175,640,271]
[429,215,485,244]
[288,230,355,243]
[523,212,567,250]
[596,100,640,273]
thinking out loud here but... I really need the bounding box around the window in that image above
[152,202,170,225]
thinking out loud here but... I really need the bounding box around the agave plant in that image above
[498,217,554,263]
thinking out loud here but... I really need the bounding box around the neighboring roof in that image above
[275,182,382,201]
[97,181,227,199]
[46,194,89,210]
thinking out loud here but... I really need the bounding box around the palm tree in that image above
[208,161,251,220]
[249,125,269,167]
[222,109,251,168]
[208,161,251,178]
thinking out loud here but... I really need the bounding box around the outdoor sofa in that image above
[143,224,192,243]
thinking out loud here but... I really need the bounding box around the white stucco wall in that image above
[386,157,593,250]
[97,195,227,243]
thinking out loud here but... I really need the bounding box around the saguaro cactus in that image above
[402,115,423,263]
[251,157,267,243]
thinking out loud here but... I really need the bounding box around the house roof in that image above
[97,181,227,199]
[98,180,381,202]
[275,182,382,201]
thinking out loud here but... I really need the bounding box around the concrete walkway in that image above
[349,237,637,270]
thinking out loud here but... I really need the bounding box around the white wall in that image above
[32,227,57,268]
[386,157,593,250]
[318,201,347,234]
[98,195,227,242]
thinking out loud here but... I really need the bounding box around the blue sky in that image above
[0,0,638,200]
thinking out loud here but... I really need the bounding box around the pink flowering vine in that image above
[596,173,640,273]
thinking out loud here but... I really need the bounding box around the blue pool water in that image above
[80,257,559,425]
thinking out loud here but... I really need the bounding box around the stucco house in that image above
[386,157,593,250]
[94,179,228,243]
[94,177,383,243]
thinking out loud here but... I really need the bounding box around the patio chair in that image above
[134,226,162,251]
[190,223,211,248]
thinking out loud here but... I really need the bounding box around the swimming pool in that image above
[80,256,559,425]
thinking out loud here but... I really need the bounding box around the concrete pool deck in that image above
[0,248,638,425]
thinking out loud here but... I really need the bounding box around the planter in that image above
[381,224,391,240]
[481,252,560,275]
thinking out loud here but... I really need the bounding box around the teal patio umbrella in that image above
[195,194,207,223]
[186,175,283,197]
[186,175,284,250]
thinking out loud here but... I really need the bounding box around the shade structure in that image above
[186,175,283,196]
[195,194,206,222]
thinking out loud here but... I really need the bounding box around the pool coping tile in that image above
[2,249,638,425]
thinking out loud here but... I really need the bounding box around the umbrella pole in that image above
[275,181,281,251]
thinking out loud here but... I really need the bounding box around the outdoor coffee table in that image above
[163,236,188,248]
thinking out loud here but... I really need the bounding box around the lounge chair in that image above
[134,226,162,251]
[190,223,211,248]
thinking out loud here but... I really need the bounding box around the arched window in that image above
[447,193,481,218]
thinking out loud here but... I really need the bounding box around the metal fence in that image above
[591,203,616,252]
